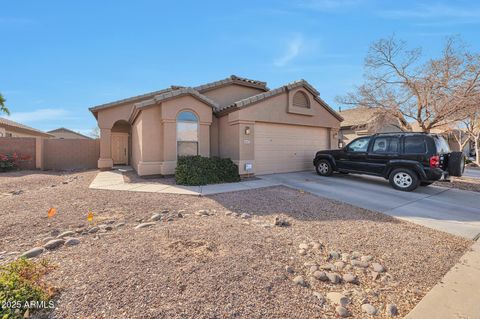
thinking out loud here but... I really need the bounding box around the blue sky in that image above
[2,0,480,136]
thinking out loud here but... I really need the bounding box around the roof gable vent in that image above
[292,91,310,108]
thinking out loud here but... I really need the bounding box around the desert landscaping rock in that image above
[65,238,80,246]
[299,243,309,250]
[43,239,65,250]
[327,272,341,284]
[312,292,325,304]
[42,236,54,244]
[361,255,373,262]
[336,306,349,318]
[312,270,328,281]
[309,265,318,273]
[285,265,294,273]
[327,292,349,306]
[361,303,377,315]
[334,261,345,270]
[351,251,361,259]
[195,210,209,216]
[343,273,357,283]
[50,229,60,237]
[240,213,251,219]
[386,303,398,317]
[298,249,306,256]
[135,222,156,229]
[329,251,340,259]
[273,215,290,227]
[115,222,125,228]
[57,231,75,239]
[293,275,306,287]
[150,213,162,221]
[372,263,385,273]
[88,227,99,233]
[21,247,44,259]
[371,271,380,280]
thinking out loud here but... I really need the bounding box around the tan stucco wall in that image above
[0,125,50,138]
[201,84,265,107]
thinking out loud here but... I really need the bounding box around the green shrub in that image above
[0,259,56,319]
[175,156,240,185]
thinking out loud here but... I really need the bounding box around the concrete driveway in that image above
[262,171,480,240]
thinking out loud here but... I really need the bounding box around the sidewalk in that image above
[88,170,281,195]
[405,240,480,319]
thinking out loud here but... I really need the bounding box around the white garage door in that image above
[254,123,329,174]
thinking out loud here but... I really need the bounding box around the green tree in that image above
[0,93,10,115]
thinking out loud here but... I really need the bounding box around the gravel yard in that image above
[0,170,471,318]
[433,176,480,192]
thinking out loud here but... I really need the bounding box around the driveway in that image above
[262,171,480,240]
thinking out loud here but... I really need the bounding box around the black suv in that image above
[313,133,465,191]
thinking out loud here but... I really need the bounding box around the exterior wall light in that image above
[245,126,251,135]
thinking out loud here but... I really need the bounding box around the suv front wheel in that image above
[315,160,333,176]
[389,168,419,192]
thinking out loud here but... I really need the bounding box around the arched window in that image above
[293,91,310,108]
[177,111,198,157]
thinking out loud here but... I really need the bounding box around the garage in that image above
[254,122,329,174]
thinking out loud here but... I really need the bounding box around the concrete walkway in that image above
[262,171,480,240]
[464,168,480,179]
[89,170,281,196]
[405,240,480,319]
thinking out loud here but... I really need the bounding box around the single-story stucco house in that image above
[89,75,343,176]
[47,127,93,140]
[338,107,409,146]
[0,117,53,138]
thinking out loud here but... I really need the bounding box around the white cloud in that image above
[274,34,304,67]
[7,108,74,123]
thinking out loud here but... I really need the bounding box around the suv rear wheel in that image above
[315,160,333,176]
[389,168,419,191]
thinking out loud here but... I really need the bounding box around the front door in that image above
[111,133,128,165]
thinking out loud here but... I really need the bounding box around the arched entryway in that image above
[111,120,131,165]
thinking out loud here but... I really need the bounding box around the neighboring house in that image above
[0,117,53,138]
[89,75,343,176]
[338,107,408,146]
[47,127,93,139]
[411,123,474,157]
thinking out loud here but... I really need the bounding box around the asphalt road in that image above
[262,171,480,240]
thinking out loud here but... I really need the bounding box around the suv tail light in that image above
[430,155,440,168]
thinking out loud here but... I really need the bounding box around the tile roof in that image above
[194,75,268,92]
[216,79,343,121]
[0,117,53,137]
[89,86,181,113]
[135,87,220,110]
[89,75,266,114]
[339,107,407,128]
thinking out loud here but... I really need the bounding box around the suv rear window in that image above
[372,137,399,153]
[434,136,451,154]
[404,136,426,154]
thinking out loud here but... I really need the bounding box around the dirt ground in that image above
[434,176,480,192]
[0,170,471,319]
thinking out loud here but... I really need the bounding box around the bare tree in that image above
[462,111,480,165]
[338,36,480,132]
[90,127,100,139]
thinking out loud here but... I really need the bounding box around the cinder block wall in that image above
[43,139,100,170]
[0,137,36,169]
